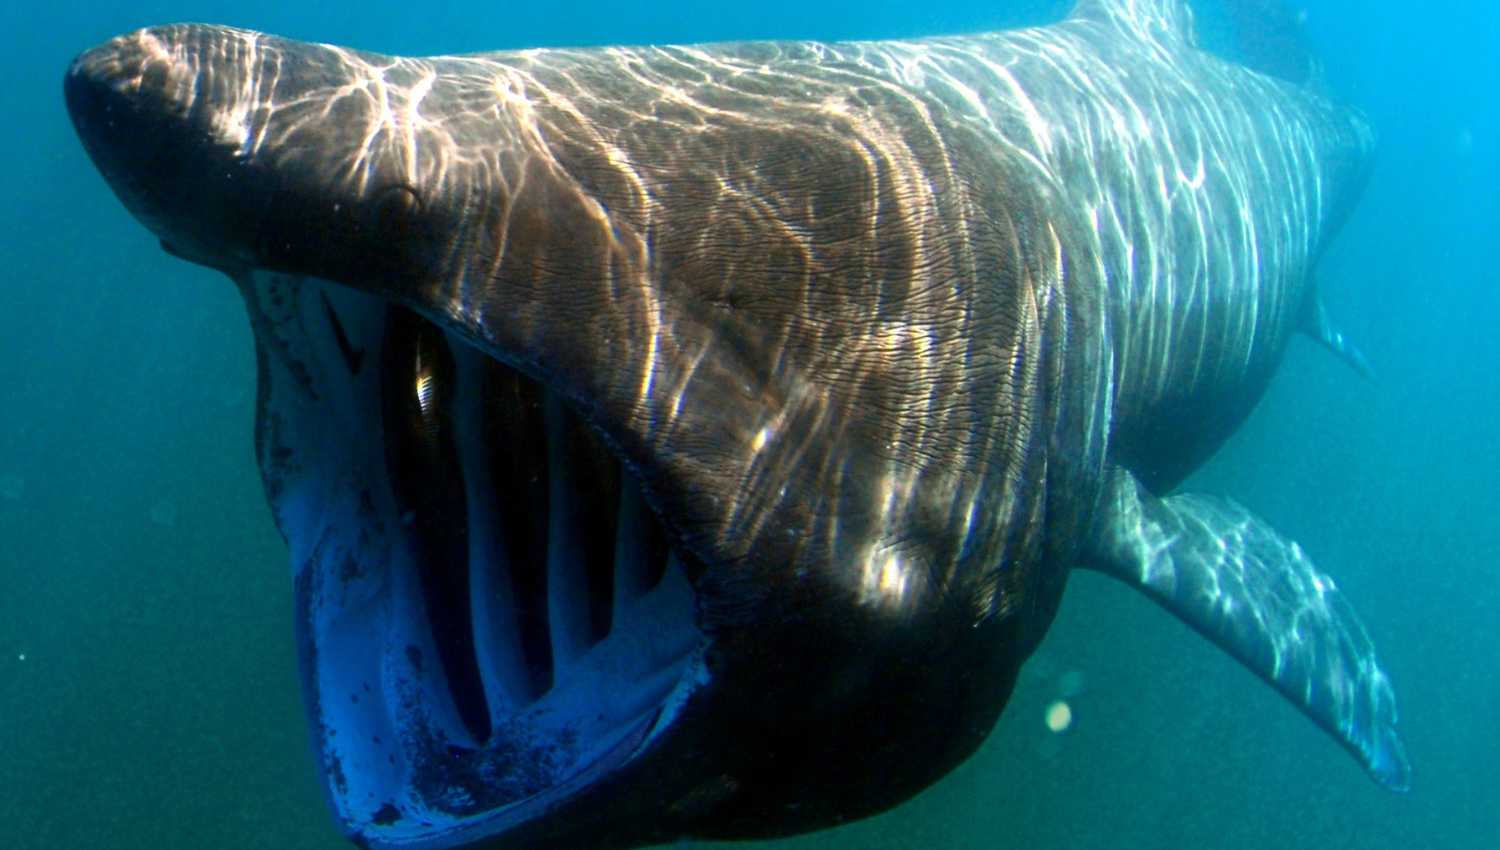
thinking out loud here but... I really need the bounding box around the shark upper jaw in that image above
[247,270,710,850]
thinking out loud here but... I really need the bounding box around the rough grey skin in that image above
[63,1,1407,849]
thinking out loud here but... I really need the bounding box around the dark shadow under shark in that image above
[63,0,1407,848]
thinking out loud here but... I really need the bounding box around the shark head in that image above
[66,23,1092,850]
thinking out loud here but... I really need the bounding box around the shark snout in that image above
[65,34,174,233]
[64,26,209,165]
[65,26,278,272]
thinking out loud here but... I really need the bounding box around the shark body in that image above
[64,1,1406,848]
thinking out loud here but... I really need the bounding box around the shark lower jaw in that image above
[243,272,706,849]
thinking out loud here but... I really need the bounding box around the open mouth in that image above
[242,272,705,848]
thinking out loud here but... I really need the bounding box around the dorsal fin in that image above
[1068,0,1198,46]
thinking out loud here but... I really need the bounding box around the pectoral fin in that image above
[1301,293,1373,378]
[1082,468,1410,790]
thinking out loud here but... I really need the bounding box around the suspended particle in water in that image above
[1045,700,1073,733]
[150,499,178,528]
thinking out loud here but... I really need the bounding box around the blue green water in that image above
[2,1,1496,848]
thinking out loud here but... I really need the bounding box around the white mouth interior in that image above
[242,272,703,848]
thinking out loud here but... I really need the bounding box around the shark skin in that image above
[63,0,1406,848]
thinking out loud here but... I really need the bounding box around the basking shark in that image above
[64,0,1407,847]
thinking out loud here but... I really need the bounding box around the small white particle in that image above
[17,653,26,662]
[1045,700,1072,733]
